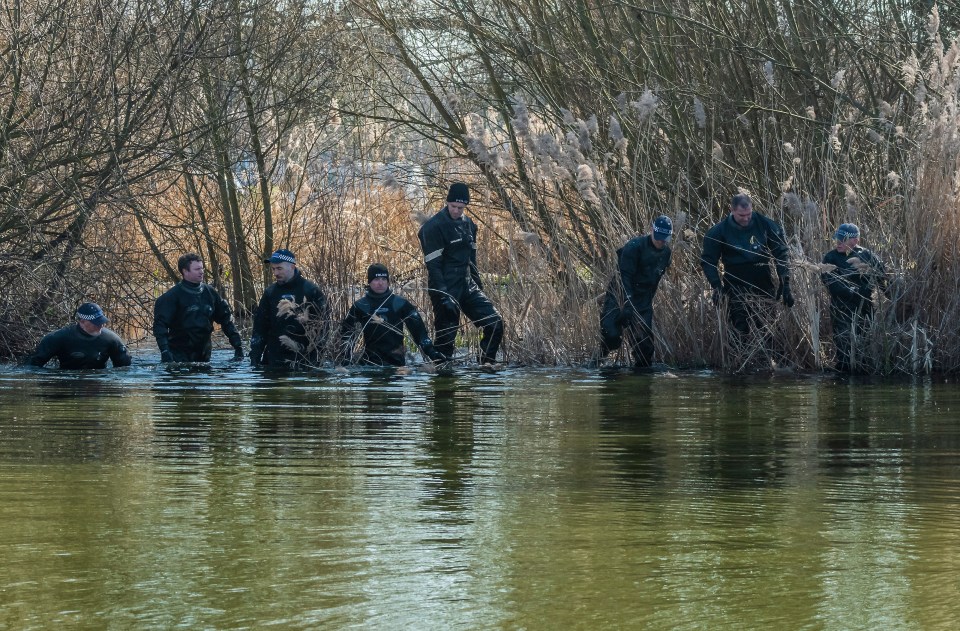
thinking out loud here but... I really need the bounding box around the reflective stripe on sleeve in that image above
[424,248,444,263]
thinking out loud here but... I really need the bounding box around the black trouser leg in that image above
[832,314,853,372]
[832,304,871,372]
[726,293,752,335]
[726,285,776,357]
[627,308,655,368]
[599,292,623,356]
[430,295,461,359]
[460,289,503,363]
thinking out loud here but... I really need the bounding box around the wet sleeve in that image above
[152,292,174,353]
[340,303,360,344]
[109,334,132,367]
[618,240,640,302]
[700,226,723,289]
[211,289,243,350]
[249,290,271,363]
[27,332,59,367]
[766,218,791,281]
[869,250,890,293]
[400,299,431,346]
[418,223,448,295]
[821,253,856,299]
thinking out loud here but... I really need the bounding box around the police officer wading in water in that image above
[821,223,889,372]
[28,302,132,369]
[700,193,793,337]
[597,216,674,368]
[153,253,244,363]
[340,263,448,366]
[418,183,503,364]
[250,248,330,368]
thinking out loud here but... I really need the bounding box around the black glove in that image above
[160,349,173,363]
[421,340,447,362]
[711,287,722,307]
[777,278,795,308]
[620,301,637,325]
[232,347,244,361]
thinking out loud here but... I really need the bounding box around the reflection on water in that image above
[2,357,960,628]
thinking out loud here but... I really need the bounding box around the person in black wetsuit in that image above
[250,248,330,368]
[700,193,793,336]
[597,215,674,368]
[28,302,132,369]
[339,263,448,366]
[417,182,503,364]
[153,252,244,363]
[821,223,889,372]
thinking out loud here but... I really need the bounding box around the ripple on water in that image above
[3,365,960,628]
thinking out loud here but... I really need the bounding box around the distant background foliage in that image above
[1,0,957,372]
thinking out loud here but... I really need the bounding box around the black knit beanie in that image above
[367,263,389,283]
[446,182,470,205]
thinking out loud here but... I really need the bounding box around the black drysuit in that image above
[250,269,330,368]
[600,235,672,367]
[821,246,888,371]
[28,324,132,369]
[700,212,790,335]
[418,206,503,362]
[340,289,433,366]
[153,280,243,362]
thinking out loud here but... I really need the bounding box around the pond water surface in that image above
[1,353,959,629]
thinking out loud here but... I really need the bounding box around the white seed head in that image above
[693,97,707,129]
[832,69,846,89]
[844,184,857,203]
[763,60,776,88]
[927,5,940,39]
[903,53,919,88]
[631,89,659,121]
[830,124,842,152]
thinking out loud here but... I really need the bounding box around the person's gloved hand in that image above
[421,340,448,362]
[232,347,244,361]
[620,302,637,325]
[777,278,795,308]
[711,287,722,307]
[160,349,174,363]
[440,296,458,315]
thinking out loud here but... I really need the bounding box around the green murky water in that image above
[1,354,959,629]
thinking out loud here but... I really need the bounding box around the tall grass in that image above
[4,3,960,374]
